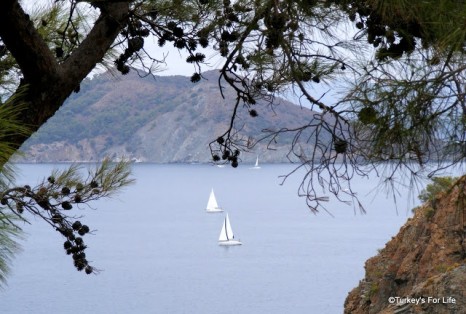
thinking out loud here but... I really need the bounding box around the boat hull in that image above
[206,209,224,213]
[218,240,242,246]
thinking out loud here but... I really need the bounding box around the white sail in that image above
[218,213,242,245]
[218,216,228,241]
[251,156,261,169]
[206,189,223,212]
[225,213,234,240]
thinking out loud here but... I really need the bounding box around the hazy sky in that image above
[143,38,221,76]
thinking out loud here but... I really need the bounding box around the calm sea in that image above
[0,163,421,314]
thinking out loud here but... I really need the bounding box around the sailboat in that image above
[251,156,261,169]
[205,189,223,213]
[218,213,242,246]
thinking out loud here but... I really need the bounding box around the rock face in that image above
[344,177,466,313]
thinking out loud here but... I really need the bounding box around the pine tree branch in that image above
[0,0,59,82]
[0,1,131,162]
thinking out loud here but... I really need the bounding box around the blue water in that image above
[0,163,417,314]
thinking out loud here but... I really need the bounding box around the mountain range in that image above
[18,69,328,163]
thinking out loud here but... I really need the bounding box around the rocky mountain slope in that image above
[344,177,466,314]
[18,69,328,163]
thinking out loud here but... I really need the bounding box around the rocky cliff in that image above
[344,176,466,313]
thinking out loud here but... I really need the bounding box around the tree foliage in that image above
[0,89,30,284]
[0,48,134,280]
[0,155,133,283]
[0,214,23,286]
[1,159,134,275]
[418,176,459,203]
[0,0,466,280]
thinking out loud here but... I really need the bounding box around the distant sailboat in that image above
[251,156,261,169]
[206,189,223,213]
[218,213,242,246]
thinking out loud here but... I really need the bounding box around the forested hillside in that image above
[19,69,329,163]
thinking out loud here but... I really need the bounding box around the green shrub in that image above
[418,176,458,203]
